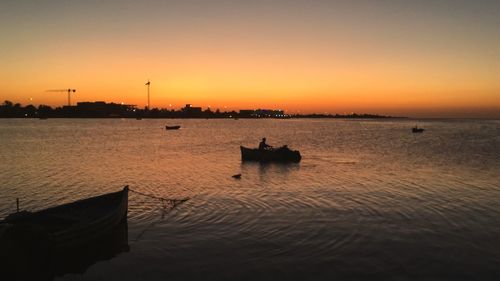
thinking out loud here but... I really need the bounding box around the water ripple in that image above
[1,119,500,280]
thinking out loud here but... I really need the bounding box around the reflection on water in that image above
[1,221,129,281]
[242,161,301,182]
[0,119,500,280]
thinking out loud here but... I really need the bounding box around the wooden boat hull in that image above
[166,125,181,130]
[2,186,128,251]
[240,146,301,163]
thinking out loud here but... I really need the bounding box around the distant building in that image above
[255,109,285,118]
[239,109,287,118]
[75,101,136,117]
[239,109,256,117]
[182,104,202,115]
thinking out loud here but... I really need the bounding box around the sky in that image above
[1,0,499,117]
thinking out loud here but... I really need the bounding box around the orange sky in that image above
[1,1,499,117]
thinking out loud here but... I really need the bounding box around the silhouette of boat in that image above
[0,186,129,280]
[1,186,128,251]
[412,126,425,133]
[240,146,301,163]
[136,117,142,120]
[166,125,181,130]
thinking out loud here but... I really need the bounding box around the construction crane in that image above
[46,89,76,106]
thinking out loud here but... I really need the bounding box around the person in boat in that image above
[259,138,273,150]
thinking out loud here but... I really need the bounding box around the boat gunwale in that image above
[53,187,128,238]
[3,186,129,239]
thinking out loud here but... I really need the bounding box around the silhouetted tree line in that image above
[0,100,396,119]
[0,100,41,118]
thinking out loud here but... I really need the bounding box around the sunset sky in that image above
[1,0,499,117]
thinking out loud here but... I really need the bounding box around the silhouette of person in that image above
[259,138,272,150]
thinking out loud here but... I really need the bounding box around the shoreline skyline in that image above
[2,92,499,119]
[2,99,499,120]
[1,98,499,119]
[0,100,402,119]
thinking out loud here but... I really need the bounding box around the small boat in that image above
[166,125,181,130]
[240,146,301,163]
[1,186,128,251]
[136,117,142,120]
[412,126,425,133]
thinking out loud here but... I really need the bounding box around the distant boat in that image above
[1,186,128,251]
[240,146,301,163]
[39,117,48,120]
[412,126,425,133]
[136,117,142,120]
[165,125,181,130]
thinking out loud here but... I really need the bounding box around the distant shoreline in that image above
[0,100,401,119]
[0,115,405,119]
[0,117,405,119]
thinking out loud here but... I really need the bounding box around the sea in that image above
[0,118,499,280]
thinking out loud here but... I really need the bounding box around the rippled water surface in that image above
[1,118,500,280]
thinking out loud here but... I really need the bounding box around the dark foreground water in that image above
[1,118,499,280]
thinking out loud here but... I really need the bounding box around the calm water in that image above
[1,118,500,280]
